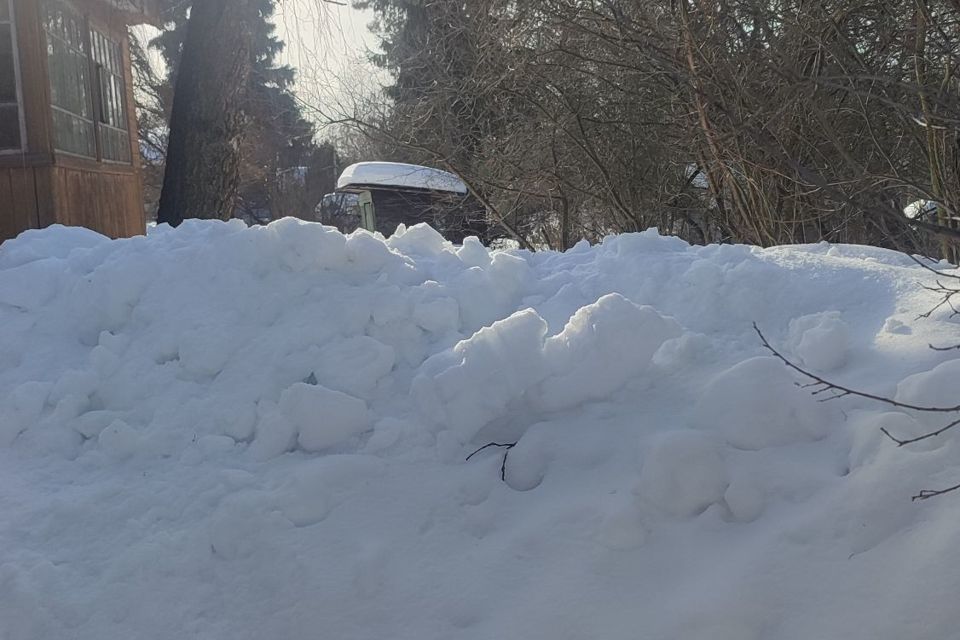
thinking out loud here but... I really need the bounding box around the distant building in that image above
[322,162,491,243]
[0,0,157,243]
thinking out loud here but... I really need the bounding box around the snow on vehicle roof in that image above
[904,199,937,220]
[337,162,468,194]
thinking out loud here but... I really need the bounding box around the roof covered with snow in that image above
[337,162,468,194]
[904,199,938,220]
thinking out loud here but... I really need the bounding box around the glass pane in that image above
[0,1,9,23]
[44,0,95,157]
[0,104,19,149]
[43,1,85,50]
[47,34,91,118]
[99,125,125,162]
[52,108,94,156]
[92,29,127,133]
[0,24,14,103]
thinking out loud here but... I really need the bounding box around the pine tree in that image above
[354,0,495,173]
[150,0,333,224]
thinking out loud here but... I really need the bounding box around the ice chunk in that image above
[217,402,257,442]
[49,370,99,404]
[412,308,549,441]
[786,311,850,372]
[534,293,681,411]
[883,317,912,335]
[456,236,491,268]
[249,404,297,461]
[387,223,449,257]
[97,420,139,459]
[503,424,553,491]
[313,337,396,398]
[345,230,403,273]
[412,296,460,334]
[278,383,372,453]
[269,217,348,271]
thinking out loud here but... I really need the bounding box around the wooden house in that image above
[0,0,157,243]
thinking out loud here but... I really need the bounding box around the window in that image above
[42,0,131,163]
[43,0,95,157]
[0,0,22,151]
[91,29,129,162]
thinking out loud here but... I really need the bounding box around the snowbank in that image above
[1,220,959,639]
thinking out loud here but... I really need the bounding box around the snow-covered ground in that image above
[1,219,959,639]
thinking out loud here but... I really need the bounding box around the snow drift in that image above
[1,218,959,639]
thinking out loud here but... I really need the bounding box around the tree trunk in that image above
[157,0,255,226]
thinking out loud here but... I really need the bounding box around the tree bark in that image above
[157,0,255,226]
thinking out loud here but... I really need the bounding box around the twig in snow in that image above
[753,322,960,416]
[465,441,517,482]
[913,481,960,501]
[755,322,960,500]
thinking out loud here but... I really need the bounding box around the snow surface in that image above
[337,161,468,193]
[2,219,960,639]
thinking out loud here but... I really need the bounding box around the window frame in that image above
[90,26,130,164]
[0,0,27,155]
[42,0,133,165]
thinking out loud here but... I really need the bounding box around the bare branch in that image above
[754,323,960,413]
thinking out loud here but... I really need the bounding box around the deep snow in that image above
[1,219,959,639]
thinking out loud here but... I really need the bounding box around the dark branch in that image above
[913,482,960,501]
[465,441,517,482]
[754,323,960,413]
[756,322,960,500]
[929,343,960,352]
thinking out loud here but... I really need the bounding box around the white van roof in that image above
[337,162,468,194]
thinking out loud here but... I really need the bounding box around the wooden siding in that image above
[0,166,40,239]
[47,164,143,237]
[0,163,143,241]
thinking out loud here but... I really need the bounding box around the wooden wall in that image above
[47,164,144,238]
[0,167,42,240]
[0,163,143,242]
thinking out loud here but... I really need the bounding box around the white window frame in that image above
[0,0,27,155]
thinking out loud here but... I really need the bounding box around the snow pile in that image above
[1,219,960,639]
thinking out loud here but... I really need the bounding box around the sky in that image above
[132,2,386,139]
[272,1,385,124]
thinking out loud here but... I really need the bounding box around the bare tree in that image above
[336,0,960,254]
